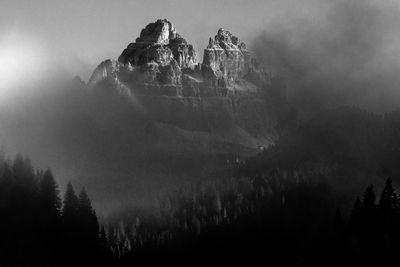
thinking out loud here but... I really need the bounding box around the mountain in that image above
[88,19,294,151]
[0,19,294,214]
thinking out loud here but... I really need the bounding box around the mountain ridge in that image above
[87,19,293,150]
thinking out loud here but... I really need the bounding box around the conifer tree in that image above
[379,178,398,234]
[13,154,35,184]
[39,169,61,217]
[379,178,397,211]
[75,187,100,264]
[362,185,376,211]
[38,169,61,261]
[62,182,79,221]
[78,187,99,240]
[78,187,92,215]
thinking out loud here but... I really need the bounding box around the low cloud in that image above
[253,0,400,115]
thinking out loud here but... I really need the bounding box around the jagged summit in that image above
[87,20,291,148]
[207,28,247,51]
[89,19,275,98]
[118,19,198,69]
[135,19,178,45]
[202,28,263,91]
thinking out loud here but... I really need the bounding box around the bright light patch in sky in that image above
[0,31,48,94]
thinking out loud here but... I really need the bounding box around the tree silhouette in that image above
[61,181,80,265]
[379,178,398,234]
[40,169,61,217]
[379,178,397,211]
[38,169,62,261]
[62,182,79,220]
[78,187,99,244]
[0,152,108,267]
[362,185,376,210]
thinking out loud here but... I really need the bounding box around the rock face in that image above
[101,19,201,97]
[202,28,266,96]
[88,19,291,149]
[119,19,198,69]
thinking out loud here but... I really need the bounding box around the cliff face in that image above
[118,19,198,69]
[202,28,267,96]
[88,19,291,150]
[107,19,199,97]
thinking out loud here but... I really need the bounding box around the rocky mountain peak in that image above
[202,28,262,91]
[87,19,291,151]
[135,19,179,45]
[118,19,198,69]
[207,28,247,51]
[90,20,286,101]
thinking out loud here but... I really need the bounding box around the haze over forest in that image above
[4,0,400,266]
[0,0,399,215]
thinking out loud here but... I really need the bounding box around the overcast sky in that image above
[0,0,287,69]
[3,0,400,112]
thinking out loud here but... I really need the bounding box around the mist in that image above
[4,1,400,264]
[252,0,400,115]
[2,0,400,216]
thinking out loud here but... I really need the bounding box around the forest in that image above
[2,106,400,266]
[0,154,111,266]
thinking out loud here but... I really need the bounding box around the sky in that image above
[2,0,400,109]
[0,0,284,79]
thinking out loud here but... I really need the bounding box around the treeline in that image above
[245,107,391,171]
[104,174,400,266]
[0,154,112,266]
[102,106,400,266]
[3,151,400,266]
[239,107,400,196]
[106,168,337,265]
[343,178,400,265]
[5,106,400,266]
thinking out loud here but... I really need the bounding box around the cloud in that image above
[252,0,400,115]
[0,27,93,99]
[0,30,49,94]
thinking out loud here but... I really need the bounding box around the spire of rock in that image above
[135,19,177,45]
[207,28,247,51]
[90,21,274,99]
[118,19,198,69]
[202,28,260,91]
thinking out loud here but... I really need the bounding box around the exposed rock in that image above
[202,28,268,96]
[88,19,292,149]
[119,19,198,69]
[87,59,132,98]
[108,19,199,96]
[89,19,274,99]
